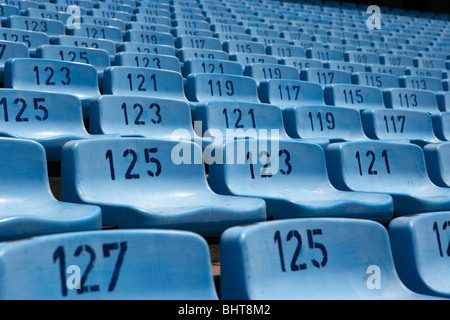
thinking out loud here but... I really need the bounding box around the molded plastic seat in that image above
[266,44,306,58]
[324,84,385,110]
[244,63,299,84]
[0,89,102,160]
[114,52,181,72]
[54,35,116,60]
[423,142,450,187]
[175,35,221,50]
[124,30,174,46]
[0,28,49,56]
[220,218,431,300]
[380,54,414,67]
[284,105,370,142]
[362,109,441,147]
[431,112,450,141]
[366,64,406,77]
[194,101,295,148]
[345,50,380,64]
[176,48,228,62]
[119,42,175,56]
[4,58,100,111]
[0,40,28,82]
[185,73,260,104]
[324,61,365,73]
[103,66,189,105]
[208,139,393,223]
[229,53,278,67]
[399,75,444,92]
[0,137,101,241]
[258,79,325,108]
[300,68,351,86]
[306,48,344,61]
[68,24,123,44]
[383,88,440,113]
[0,229,218,299]
[389,211,450,298]
[280,57,323,71]
[0,4,19,22]
[325,140,450,216]
[6,15,64,39]
[60,138,266,236]
[351,72,399,89]
[36,45,110,80]
[222,40,265,55]
[182,58,243,76]
[89,95,201,145]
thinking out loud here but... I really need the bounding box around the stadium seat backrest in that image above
[221,218,426,299]
[0,229,218,299]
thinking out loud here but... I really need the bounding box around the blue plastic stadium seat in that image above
[399,75,444,92]
[324,84,385,110]
[431,112,450,141]
[324,61,366,73]
[103,66,189,106]
[185,73,260,104]
[222,40,265,55]
[5,15,65,38]
[258,79,325,108]
[36,45,111,80]
[176,47,229,62]
[54,35,116,60]
[208,139,393,222]
[414,57,447,70]
[423,142,450,187]
[389,211,450,298]
[214,32,252,42]
[89,95,201,145]
[0,40,28,82]
[0,4,19,22]
[284,105,370,142]
[351,72,399,89]
[175,35,222,51]
[183,58,242,76]
[220,218,432,299]
[60,138,266,236]
[280,57,323,71]
[266,44,306,59]
[129,22,171,34]
[366,64,406,77]
[173,19,210,30]
[361,109,441,147]
[0,137,101,241]
[300,68,351,86]
[68,24,123,44]
[0,229,218,299]
[4,58,100,111]
[244,63,299,84]
[380,54,414,67]
[119,42,175,56]
[90,10,130,22]
[325,140,450,216]
[0,89,103,160]
[406,67,444,79]
[345,50,380,65]
[83,16,126,32]
[194,101,294,148]
[114,52,181,72]
[229,52,278,67]
[0,28,49,56]
[383,88,440,113]
[306,48,345,61]
[124,30,174,46]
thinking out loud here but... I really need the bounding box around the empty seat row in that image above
[1,136,450,243]
[2,204,450,299]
